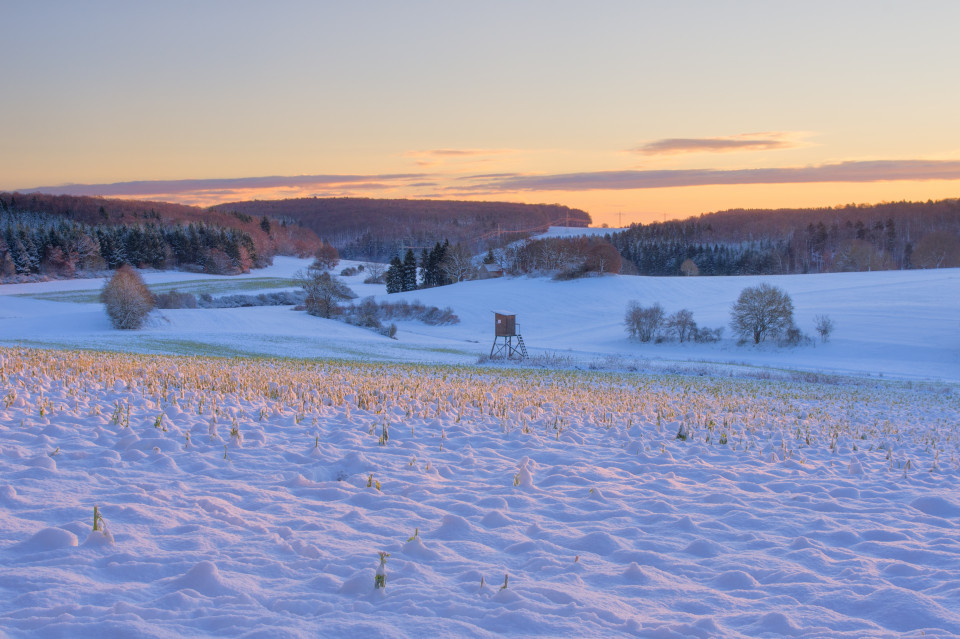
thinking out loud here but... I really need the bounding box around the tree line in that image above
[1,208,264,277]
[211,197,591,262]
[610,199,960,276]
[385,241,474,293]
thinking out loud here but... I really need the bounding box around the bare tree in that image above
[666,309,697,342]
[101,265,155,329]
[298,266,356,318]
[440,243,476,283]
[730,283,794,344]
[363,261,387,284]
[625,301,665,342]
[814,314,834,343]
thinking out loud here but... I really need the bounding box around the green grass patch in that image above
[12,277,300,304]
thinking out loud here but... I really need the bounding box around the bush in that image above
[380,323,398,339]
[778,326,813,347]
[101,265,154,329]
[362,299,459,325]
[198,291,305,308]
[625,301,665,342]
[693,326,724,343]
[340,266,360,277]
[730,283,794,344]
[154,289,198,309]
[338,298,455,336]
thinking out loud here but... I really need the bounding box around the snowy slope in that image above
[1,259,958,381]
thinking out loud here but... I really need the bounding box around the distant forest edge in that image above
[609,199,960,276]
[2,191,958,280]
[0,192,320,277]
[211,197,591,262]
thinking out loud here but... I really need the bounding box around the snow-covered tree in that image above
[101,265,154,329]
[730,283,794,344]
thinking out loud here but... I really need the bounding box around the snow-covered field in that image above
[1,255,958,381]
[1,255,959,637]
[1,348,958,637]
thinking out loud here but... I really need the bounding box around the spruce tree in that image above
[385,255,403,293]
[402,249,417,291]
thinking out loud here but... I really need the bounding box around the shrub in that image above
[730,283,794,344]
[693,326,724,343]
[340,266,360,277]
[350,297,382,328]
[625,301,665,342]
[154,289,198,309]
[198,291,305,308]
[778,326,813,347]
[101,265,154,329]
[346,299,460,326]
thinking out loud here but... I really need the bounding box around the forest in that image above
[4,191,959,280]
[0,192,327,278]
[610,199,960,276]
[211,197,591,261]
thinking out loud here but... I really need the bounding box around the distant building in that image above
[478,263,504,279]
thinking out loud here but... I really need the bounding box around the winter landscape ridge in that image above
[1,247,959,638]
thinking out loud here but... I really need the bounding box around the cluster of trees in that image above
[624,303,722,343]
[1,209,264,277]
[626,284,835,348]
[212,197,591,262]
[610,198,960,276]
[507,236,622,277]
[613,237,788,277]
[384,241,475,293]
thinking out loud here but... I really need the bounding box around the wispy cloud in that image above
[633,132,806,156]
[20,174,430,198]
[403,148,520,167]
[405,148,518,159]
[16,159,960,207]
[455,160,960,193]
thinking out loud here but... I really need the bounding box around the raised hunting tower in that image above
[490,311,527,359]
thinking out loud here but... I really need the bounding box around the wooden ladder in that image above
[516,335,528,359]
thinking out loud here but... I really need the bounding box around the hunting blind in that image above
[491,312,527,359]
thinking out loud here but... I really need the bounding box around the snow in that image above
[534,226,623,239]
[1,258,957,381]
[1,261,959,637]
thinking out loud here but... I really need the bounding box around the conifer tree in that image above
[402,249,418,291]
[385,255,403,293]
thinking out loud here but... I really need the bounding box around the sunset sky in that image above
[4,1,960,226]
